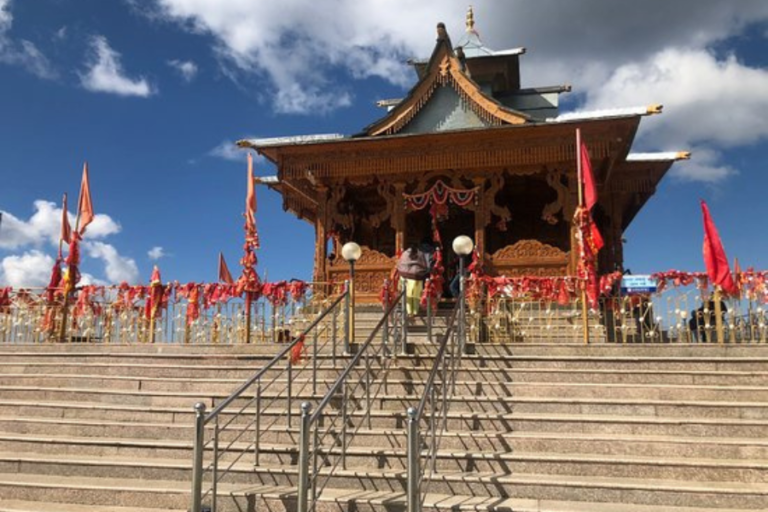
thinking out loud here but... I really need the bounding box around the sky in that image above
[1,0,767,287]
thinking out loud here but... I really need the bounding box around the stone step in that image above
[1,431,765,483]
[5,384,767,419]
[3,374,764,402]
[233,466,768,509]
[5,416,768,459]
[0,500,184,512]
[2,448,766,492]
[0,472,245,511]
[3,361,766,386]
[252,486,765,512]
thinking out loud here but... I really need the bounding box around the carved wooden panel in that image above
[490,240,569,277]
[328,246,396,303]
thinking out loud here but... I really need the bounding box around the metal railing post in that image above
[254,383,261,466]
[287,359,293,429]
[383,307,390,357]
[212,416,220,512]
[427,279,433,343]
[459,259,466,353]
[190,402,206,512]
[332,303,338,366]
[297,402,312,512]
[401,283,409,355]
[406,407,420,512]
[343,281,351,354]
[312,328,319,394]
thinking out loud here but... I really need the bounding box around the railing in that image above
[296,289,406,512]
[483,289,768,344]
[0,282,345,344]
[405,301,461,512]
[189,285,349,512]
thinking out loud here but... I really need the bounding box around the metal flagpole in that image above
[576,129,590,345]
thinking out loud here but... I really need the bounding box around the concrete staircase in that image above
[0,306,767,512]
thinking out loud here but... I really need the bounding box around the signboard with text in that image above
[621,275,657,295]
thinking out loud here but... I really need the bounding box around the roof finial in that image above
[466,5,475,33]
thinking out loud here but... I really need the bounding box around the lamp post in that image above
[453,235,474,352]
[341,242,362,351]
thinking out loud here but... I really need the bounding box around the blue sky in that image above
[1,0,767,286]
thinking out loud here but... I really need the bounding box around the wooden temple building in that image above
[240,9,689,302]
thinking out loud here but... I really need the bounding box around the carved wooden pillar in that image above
[393,182,406,255]
[473,177,487,257]
[314,185,329,284]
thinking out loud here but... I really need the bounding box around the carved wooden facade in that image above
[240,22,684,302]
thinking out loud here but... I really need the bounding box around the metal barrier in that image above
[189,287,349,512]
[0,283,346,344]
[483,288,767,344]
[405,301,461,512]
[296,289,406,512]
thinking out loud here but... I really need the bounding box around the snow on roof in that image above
[626,152,691,162]
[242,134,345,148]
[546,105,663,123]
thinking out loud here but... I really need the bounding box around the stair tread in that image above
[248,485,768,511]
[1,440,766,469]
[4,417,768,447]
[0,471,240,493]
[0,499,184,512]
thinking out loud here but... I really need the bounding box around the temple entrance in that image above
[406,204,474,296]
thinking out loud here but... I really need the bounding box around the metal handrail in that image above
[296,289,406,512]
[406,299,463,512]
[189,286,349,512]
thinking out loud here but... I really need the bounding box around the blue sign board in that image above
[621,275,658,295]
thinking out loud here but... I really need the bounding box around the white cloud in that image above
[85,241,139,284]
[582,48,768,182]
[147,246,165,260]
[209,140,248,162]
[0,200,134,285]
[53,26,67,41]
[0,0,56,79]
[80,36,154,97]
[0,250,54,287]
[0,200,120,250]
[167,58,198,82]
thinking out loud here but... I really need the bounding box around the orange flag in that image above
[60,193,72,245]
[77,162,95,235]
[218,252,234,284]
[245,153,256,232]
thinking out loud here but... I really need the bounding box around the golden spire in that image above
[465,5,475,33]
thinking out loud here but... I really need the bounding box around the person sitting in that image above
[397,243,430,317]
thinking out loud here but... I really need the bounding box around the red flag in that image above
[61,193,72,245]
[733,257,743,299]
[147,266,164,320]
[578,130,598,211]
[218,252,234,284]
[701,200,737,295]
[77,162,95,235]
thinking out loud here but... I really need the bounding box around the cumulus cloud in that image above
[0,250,54,287]
[138,0,768,180]
[0,0,56,79]
[167,58,198,81]
[0,200,120,250]
[80,36,155,97]
[147,246,165,260]
[0,200,136,285]
[85,241,139,283]
[582,48,768,182]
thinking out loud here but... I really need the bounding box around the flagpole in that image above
[59,190,84,343]
[576,129,590,345]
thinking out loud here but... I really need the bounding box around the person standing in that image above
[397,244,430,317]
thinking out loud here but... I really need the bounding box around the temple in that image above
[239,9,689,302]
